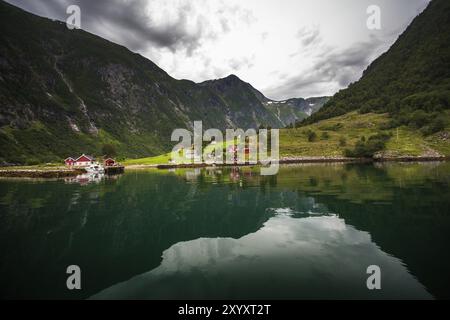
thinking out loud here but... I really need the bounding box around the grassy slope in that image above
[123,153,172,166]
[122,139,238,166]
[281,112,450,158]
[122,111,450,165]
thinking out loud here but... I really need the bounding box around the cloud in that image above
[228,56,255,71]
[260,32,269,41]
[5,0,246,56]
[264,35,385,99]
[5,0,432,100]
[296,26,321,47]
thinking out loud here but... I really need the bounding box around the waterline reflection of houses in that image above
[64,173,105,186]
[205,168,222,184]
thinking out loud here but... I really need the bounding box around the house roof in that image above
[75,154,95,161]
[64,157,75,161]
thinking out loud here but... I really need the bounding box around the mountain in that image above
[199,74,282,129]
[302,0,450,133]
[265,97,329,127]
[0,1,321,164]
[200,75,328,128]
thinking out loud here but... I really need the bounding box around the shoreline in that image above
[0,168,86,178]
[1,156,448,177]
[130,155,449,170]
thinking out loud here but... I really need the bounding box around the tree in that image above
[101,143,117,157]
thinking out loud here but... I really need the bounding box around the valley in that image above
[0,0,449,167]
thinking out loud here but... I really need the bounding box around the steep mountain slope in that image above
[303,0,450,129]
[199,75,282,129]
[265,97,329,126]
[0,1,314,164]
[200,75,327,128]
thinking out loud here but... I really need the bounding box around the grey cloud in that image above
[264,35,385,99]
[296,26,321,47]
[228,56,254,71]
[220,17,231,33]
[5,0,232,55]
[5,0,430,100]
[260,32,269,41]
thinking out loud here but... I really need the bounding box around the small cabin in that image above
[64,157,76,167]
[104,158,116,167]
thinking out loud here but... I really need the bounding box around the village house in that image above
[64,157,76,167]
[74,154,95,167]
[104,158,116,167]
[64,154,95,167]
[65,154,120,169]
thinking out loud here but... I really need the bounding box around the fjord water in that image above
[1,163,450,299]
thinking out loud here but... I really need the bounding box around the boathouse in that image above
[104,158,116,166]
[64,157,76,166]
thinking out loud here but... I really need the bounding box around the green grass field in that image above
[122,153,172,166]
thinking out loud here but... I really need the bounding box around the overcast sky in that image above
[6,0,430,100]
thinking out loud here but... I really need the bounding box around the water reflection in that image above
[0,162,449,299]
[64,173,105,185]
[64,172,123,186]
[92,214,431,299]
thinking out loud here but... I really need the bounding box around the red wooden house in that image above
[104,158,116,167]
[74,154,95,167]
[64,157,76,167]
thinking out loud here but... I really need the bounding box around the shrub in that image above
[305,130,317,142]
[101,143,117,157]
[379,120,399,130]
[320,122,343,131]
[344,133,391,158]
[25,158,40,166]
[339,137,347,147]
[408,110,429,128]
[321,132,330,140]
[420,117,446,135]
[359,104,372,114]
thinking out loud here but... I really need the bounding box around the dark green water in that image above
[1,162,450,300]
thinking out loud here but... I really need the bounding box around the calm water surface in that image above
[1,162,450,299]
